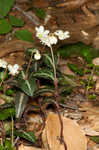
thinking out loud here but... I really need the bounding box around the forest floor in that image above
[0,1,99,150]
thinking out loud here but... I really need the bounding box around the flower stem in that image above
[50,45,57,81]
[11,116,14,147]
[49,45,67,150]
[25,51,34,80]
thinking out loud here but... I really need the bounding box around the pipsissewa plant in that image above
[0,24,77,149]
[34,25,70,150]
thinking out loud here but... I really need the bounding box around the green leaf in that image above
[33,69,55,81]
[14,29,33,42]
[15,131,36,143]
[42,53,55,69]
[59,75,78,87]
[34,86,54,97]
[18,71,36,96]
[0,144,3,150]
[56,42,98,63]
[60,87,72,96]
[0,86,3,91]
[9,15,24,27]
[36,8,46,19]
[88,94,96,99]
[4,139,15,150]
[0,19,12,34]
[80,48,92,63]
[90,136,99,144]
[0,0,14,18]
[0,71,8,81]
[6,88,15,96]
[0,108,15,120]
[0,94,14,103]
[15,92,28,118]
[0,140,15,150]
[68,63,84,76]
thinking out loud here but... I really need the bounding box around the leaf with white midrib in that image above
[33,69,55,81]
[15,92,28,118]
[21,131,36,143]
[18,71,36,96]
[21,71,32,94]
[16,93,24,118]
[43,54,54,69]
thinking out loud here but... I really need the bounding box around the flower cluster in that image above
[54,30,70,40]
[35,25,70,47]
[0,59,20,76]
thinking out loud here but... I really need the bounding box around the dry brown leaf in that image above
[79,102,99,136]
[18,144,42,150]
[95,80,99,93]
[92,57,99,66]
[42,112,87,150]
[0,39,33,65]
[58,59,74,75]
[88,139,99,150]
[59,65,75,75]
[93,75,99,81]
[81,125,99,136]
[0,98,5,105]
[26,114,43,138]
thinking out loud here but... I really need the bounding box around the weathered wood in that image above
[43,0,99,49]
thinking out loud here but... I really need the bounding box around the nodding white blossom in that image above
[8,64,19,76]
[54,30,70,40]
[34,52,41,60]
[0,59,8,68]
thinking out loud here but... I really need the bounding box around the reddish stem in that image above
[54,78,67,150]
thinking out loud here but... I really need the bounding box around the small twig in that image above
[14,5,40,25]
[13,136,20,147]
[59,103,78,110]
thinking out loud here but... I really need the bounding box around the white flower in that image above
[40,35,58,47]
[0,59,8,68]
[35,25,58,47]
[34,52,41,60]
[54,30,70,40]
[35,25,50,46]
[40,36,50,47]
[35,25,49,39]
[48,35,58,45]
[35,26,72,47]
[8,64,19,76]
